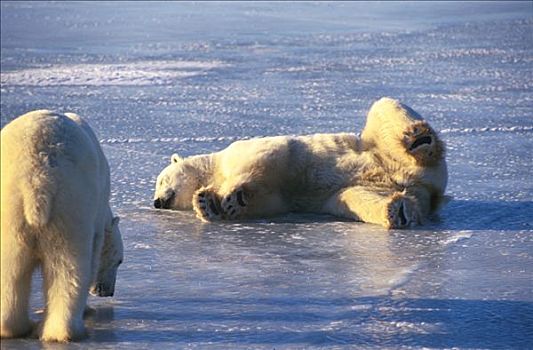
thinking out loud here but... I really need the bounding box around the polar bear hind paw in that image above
[385,194,420,229]
[1,320,35,339]
[221,187,248,219]
[403,121,440,165]
[193,187,223,221]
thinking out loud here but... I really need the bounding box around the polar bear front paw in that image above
[193,187,222,222]
[221,187,248,219]
[39,319,88,343]
[385,193,420,229]
[403,121,442,165]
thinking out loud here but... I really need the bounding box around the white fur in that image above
[1,110,124,342]
[154,97,448,228]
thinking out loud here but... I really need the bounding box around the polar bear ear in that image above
[171,153,183,163]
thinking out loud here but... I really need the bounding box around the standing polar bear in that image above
[154,97,448,228]
[1,110,124,342]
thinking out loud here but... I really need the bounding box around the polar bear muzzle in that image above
[90,281,115,297]
[154,191,175,209]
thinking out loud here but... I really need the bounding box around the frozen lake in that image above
[1,2,532,349]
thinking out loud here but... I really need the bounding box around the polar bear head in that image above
[90,216,123,297]
[153,153,199,210]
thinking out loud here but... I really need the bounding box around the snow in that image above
[1,2,532,349]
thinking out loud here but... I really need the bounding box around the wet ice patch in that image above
[440,126,533,135]
[387,264,420,292]
[100,135,245,145]
[366,320,444,335]
[133,243,152,250]
[0,60,228,86]
[442,230,474,245]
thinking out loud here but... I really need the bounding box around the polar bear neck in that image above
[184,154,216,188]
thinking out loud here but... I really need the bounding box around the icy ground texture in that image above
[1,2,532,349]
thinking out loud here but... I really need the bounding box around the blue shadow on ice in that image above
[85,296,533,348]
[438,200,533,231]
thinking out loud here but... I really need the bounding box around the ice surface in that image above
[1,60,228,86]
[1,2,532,349]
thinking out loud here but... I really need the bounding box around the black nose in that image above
[154,192,174,209]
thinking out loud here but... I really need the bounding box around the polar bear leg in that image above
[220,182,288,220]
[324,186,421,229]
[0,228,36,338]
[89,229,104,287]
[193,182,288,221]
[362,98,443,166]
[40,231,92,342]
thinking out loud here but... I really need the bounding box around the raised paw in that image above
[193,187,222,222]
[221,187,248,219]
[385,193,420,229]
[403,121,443,166]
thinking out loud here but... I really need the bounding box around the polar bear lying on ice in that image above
[154,97,448,229]
[1,110,123,342]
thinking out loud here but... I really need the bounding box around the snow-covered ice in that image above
[1,2,532,349]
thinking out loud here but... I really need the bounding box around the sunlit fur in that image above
[154,97,448,229]
[1,110,123,342]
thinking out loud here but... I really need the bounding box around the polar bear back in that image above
[1,110,107,229]
[215,132,371,209]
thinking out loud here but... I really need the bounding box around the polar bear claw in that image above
[386,193,420,229]
[193,187,222,221]
[221,187,248,219]
[403,121,442,165]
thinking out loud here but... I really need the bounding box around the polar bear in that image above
[153,97,448,228]
[0,110,124,342]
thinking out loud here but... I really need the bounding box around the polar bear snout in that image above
[90,282,114,297]
[154,191,175,209]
